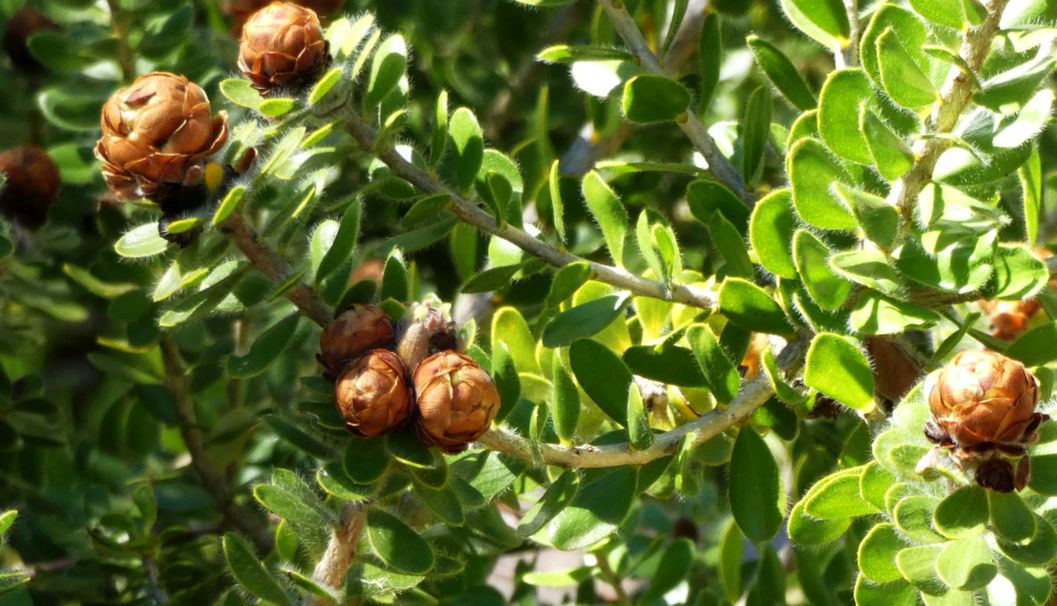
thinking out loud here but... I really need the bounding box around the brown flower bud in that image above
[223,0,342,34]
[413,351,500,453]
[3,7,58,73]
[319,305,395,375]
[335,349,413,437]
[0,146,60,229]
[237,2,330,95]
[927,350,1044,452]
[95,72,228,201]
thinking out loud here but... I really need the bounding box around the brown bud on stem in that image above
[413,351,500,453]
[319,305,395,375]
[3,7,58,74]
[237,2,330,95]
[0,146,60,229]
[95,72,228,202]
[335,349,413,438]
[925,350,1048,492]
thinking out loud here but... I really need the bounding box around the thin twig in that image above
[218,213,333,326]
[888,0,1010,220]
[159,336,273,551]
[311,505,368,603]
[595,0,750,205]
[343,116,718,311]
[478,338,807,468]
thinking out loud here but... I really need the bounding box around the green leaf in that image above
[449,108,484,191]
[223,533,291,605]
[908,0,965,28]
[548,160,567,242]
[699,12,721,111]
[761,348,809,406]
[1020,146,1042,246]
[0,510,16,539]
[227,314,302,379]
[308,67,343,105]
[718,278,794,336]
[817,69,873,165]
[535,466,638,550]
[860,108,914,180]
[788,498,852,545]
[1028,454,1057,495]
[569,339,631,426]
[430,90,449,168]
[641,539,695,602]
[115,223,168,258]
[858,523,904,583]
[386,431,434,469]
[626,384,653,451]
[687,178,750,233]
[804,333,875,411]
[895,545,945,594]
[936,538,996,590]
[517,471,580,537]
[787,138,856,230]
[747,35,816,110]
[546,262,592,309]
[366,34,408,108]
[749,189,797,279]
[853,577,917,606]
[366,509,435,575]
[542,294,628,348]
[729,427,784,541]
[802,467,879,519]
[412,480,463,526]
[262,416,332,460]
[780,0,851,49]
[740,87,772,185]
[833,184,899,250]
[860,5,929,90]
[876,28,936,108]
[718,519,743,602]
[987,244,1048,300]
[380,249,409,302]
[254,482,331,556]
[994,89,1054,149]
[316,201,362,283]
[1006,322,1057,366]
[491,343,519,423]
[793,230,851,312]
[850,292,941,335]
[933,486,988,539]
[687,324,739,404]
[211,185,246,225]
[536,45,634,63]
[830,249,905,295]
[636,212,666,285]
[258,97,297,117]
[402,193,451,228]
[621,74,691,123]
[343,438,390,484]
[708,211,755,279]
[491,306,540,374]
[996,514,1057,566]
[581,171,628,267]
[461,265,521,294]
[550,360,580,442]
[623,345,707,388]
[219,78,261,108]
[988,490,1035,543]
[892,497,942,541]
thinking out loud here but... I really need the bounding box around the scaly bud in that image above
[0,146,60,229]
[413,351,500,453]
[95,72,228,202]
[319,305,395,375]
[334,349,413,438]
[237,2,330,95]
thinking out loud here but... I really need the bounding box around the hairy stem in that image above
[342,116,717,311]
[889,0,1011,219]
[595,0,750,205]
[478,338,807,468]
[159,336,272,551]
[218,213,333,326]
[311,505,368,602]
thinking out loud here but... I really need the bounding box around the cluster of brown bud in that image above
[238,2,330,95]
[320,303,500,453]
[0,146,60,229]
[925,350,1048,492]
[977,248,1053,341]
